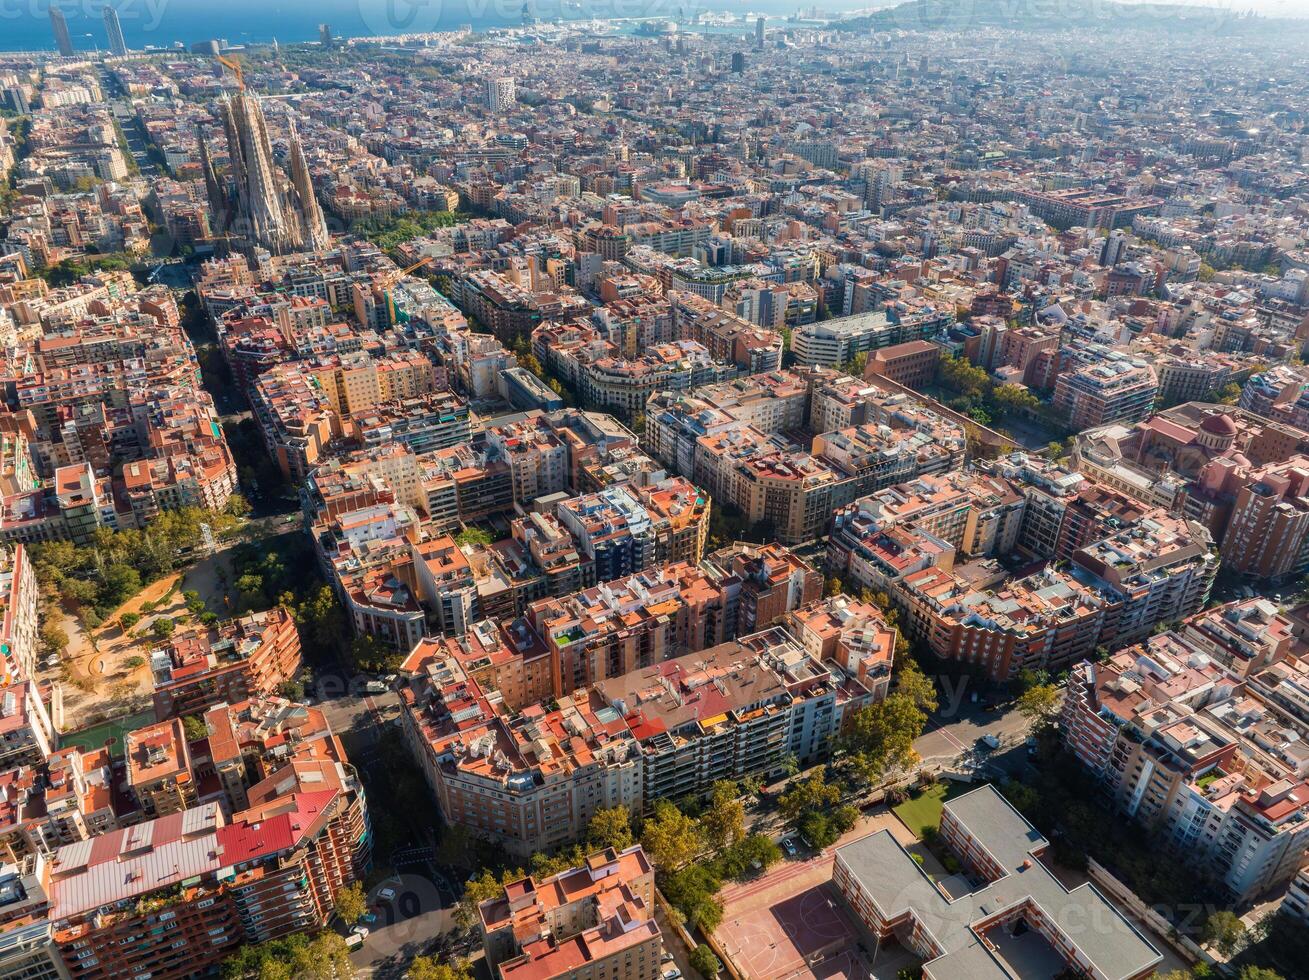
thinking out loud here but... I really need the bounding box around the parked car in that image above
[344,933,364,951]
[364,680,387,694]
[662,969,682,980]
[350,925,370,940]
[977,733,1001,750]
[781,837,798,857]
[377,886,397,902]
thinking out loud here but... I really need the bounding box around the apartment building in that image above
[691,371,810,435]
[731,449,843,544]
[0,680,57,774]
[786,595,896,703]
[485,414,570,504]
[123,717,196,818]
[827,470,1026,594]
[527,563,731,698]
[1219,456,1309,580]
[898,563,1116,681]
[1070,514,1218,647]
[150,606,303,721]
[250,362,341,482]
[351,391,473,455]
[48,780,369,980]
[480,846,661,980]
[595,627,870,805]
[813,415,966,504]
[792,307,936,368]
[667,290,783,373]
[1063,642,1309,903]
[702,541,823,637]
[633,477,711,567]
[0,854,67,980]
[0,544,40,683]
[557,485,656,584]
[834,785,1162,980]
[863,339,940,391]
[1053,352,1159,430]
[399,654,643,858]
[1179,599,1295,678]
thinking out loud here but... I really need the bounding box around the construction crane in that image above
[216,53,245,91]
[381,255,434,325]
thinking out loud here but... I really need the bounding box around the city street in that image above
[306,659,1034,977]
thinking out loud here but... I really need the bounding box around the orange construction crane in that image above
[381,255,434,324]
[216,54,245,91]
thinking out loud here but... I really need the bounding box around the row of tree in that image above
[30,502,249,624]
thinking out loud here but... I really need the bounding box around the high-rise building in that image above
[731,51,746,73]
[755,16,765,48]
[49,7,74,57]
[203,98,329,254]
[485,76,516,113]
[318,23,332,46]
[103,5,128,56]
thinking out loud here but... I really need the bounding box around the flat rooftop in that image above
[835,784,1162,980]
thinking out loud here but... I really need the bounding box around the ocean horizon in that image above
[0,0,825,53]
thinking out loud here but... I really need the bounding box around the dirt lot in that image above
[43,547,239,731]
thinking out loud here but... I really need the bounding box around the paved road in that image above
[312,655,1037,976]
[914,695,1033,764]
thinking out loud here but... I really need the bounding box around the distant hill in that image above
[835,0,1309,37]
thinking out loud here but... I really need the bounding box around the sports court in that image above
[717,880,863,979]
[714,852,919,980]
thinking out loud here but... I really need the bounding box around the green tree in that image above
[1016,684,1061,731]
[587,806,635,851]
[151,617,176,640]
[1202,909,1247,957]
[843,350,869,378]
[100,563,142,607]
[531,845,588,879]
[349,634,402,674]
[779,772,857,847]
[689,944,721,978]
[334,882,367,924]
[896,660,939,712]
[1237,969,1284,980]
[518,352,544,377]
[408,957,472,980]
[39,623,69,657]
[841,692,926,783]
[455,870,517,930]
[182,714,208,741]
[661,864,724,932]
[296,585,347,651]
[990,383,1041,415]
[455,526,494,548]
[1215,381,1242,405]
[701,781,746,855]
[641,799,703,871]
[939,352,990,397]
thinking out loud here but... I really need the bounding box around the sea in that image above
[0,0,837,53]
